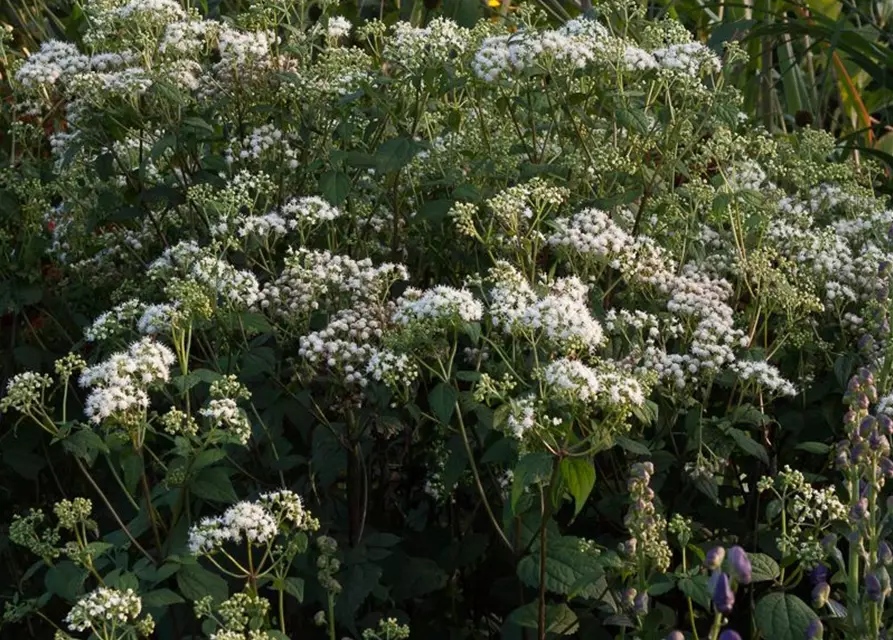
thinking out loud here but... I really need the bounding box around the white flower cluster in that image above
[65,587,144,633]
[188,490,318,555]
[188,501,278,555]
[506,394,538,439]
[200,398,252,444]
[366,348,420,390]
[541,358,643,408]
[298,305,388,386]
[85,298,144,341]
[327,16,353,40]
[488,263,604,352]
[225,124,300,169]
[259,248,408,320]
[732,360,798,397]
[392,286,483,326]
[160,19,216,56]
[137,302,181,336]
[1,372,54,414]
[385,18,472,74]
[472,18,610,82]
[79,338,174,424]
[190,255,261,308]
[651,42,721,75]
[238,196,343,240]
[258,490,320,531]
[14,40,88,88]
[548,208,633,267]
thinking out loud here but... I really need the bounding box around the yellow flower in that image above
[487,0,501,7]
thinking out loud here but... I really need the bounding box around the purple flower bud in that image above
[879,542,893,566]
[665,633,685,640]
[850,497,869,522]
[879,414,893,435]
[622,587,637,608]
[881,457,893,478]
[706,546,726,571]
[880,260,892,277]
[860,415,877,437]
[812,581,830,608]
[845,410,858,426]
[821,534,837,550]
[860,367,874,384]
[806,619,823,640]
[859,334,875,352]
[633,592,649,615]
[852,442,868,463]
[866,573,883,602]
[718,631,742,640]
[860,393,871,410]
[727,546,752,585]
[712,572,735,614]
[809,564,829,585]
[870,433,890,455]
[877,285,889,302]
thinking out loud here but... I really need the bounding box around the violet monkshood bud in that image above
[718,631,742,640]
[860,415,877,438]
[866,573,883,602]
[622,587,637,609]
[881,457,893,479]
[809,564,829,586]
[812,581,830,608]
[850,497,869,522]
[727,546,752,585]
[879,414,893,435]
[712,572,735,614]
[881,542,893,567]
[665,632,685,640]
[806,619,824,640]
[633,592,649,615]
[706,546,726,571]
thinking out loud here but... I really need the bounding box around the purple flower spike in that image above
[712,572,735,614]
[727,546,751,585]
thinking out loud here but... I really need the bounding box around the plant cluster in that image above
[2,0,893,638]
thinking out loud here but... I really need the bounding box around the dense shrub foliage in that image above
[3,1,893,639]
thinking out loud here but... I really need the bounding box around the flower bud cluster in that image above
[622,462,671,572]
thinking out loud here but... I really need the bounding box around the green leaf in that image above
[517,535,603,598]
[61,428,109,462]
[749,553,781,583]
[45,561,88,602]
[177,563,229,604]
[429,383,458,424]
[511,452,553,512]
[559,457,595,518]
[191,466,238,503]
[278,577,304,602]
[755,593,819,640]
[796,442,830,454]
[506,602,579,634]
[614,435,650,455]
[375,137,420,173]
[337,562,382,615]
[142,589,185,608]
[120,450,143,496]
[677,575,711,610]
[192,449,228,473]
[727,427,770,465]
[390,556,448,600]
[319,170,350,205]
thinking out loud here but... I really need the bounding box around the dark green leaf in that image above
[506,602,579,635]
[754,593,819,640]
[429,383,458,424]
[191,466,238,503]
[319,170,350,205]
[177,563,229,603]
[559,457,595,518]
